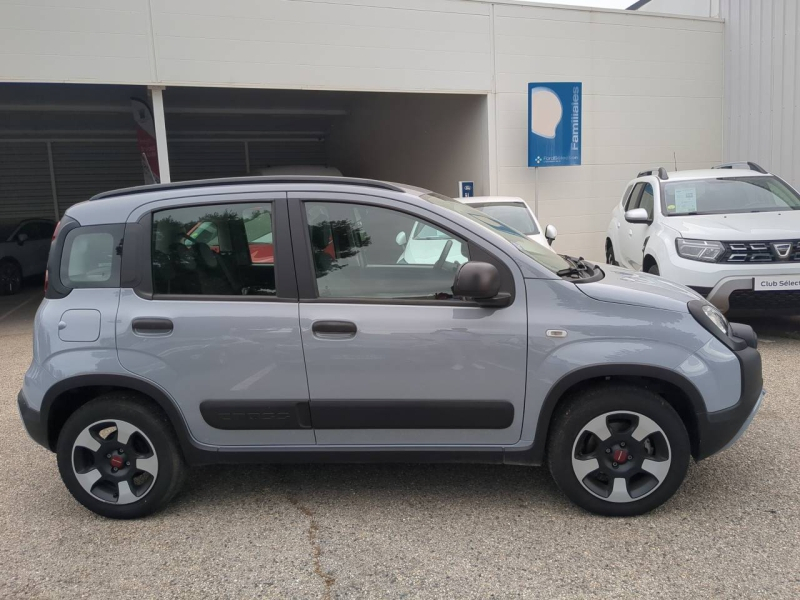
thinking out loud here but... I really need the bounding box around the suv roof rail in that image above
[712,161,769,174]
[637,167,669,181]
[90,176,407,201]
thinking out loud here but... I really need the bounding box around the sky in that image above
[528,0,632,8]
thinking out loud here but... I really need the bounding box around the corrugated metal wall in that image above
[721,0,800,185]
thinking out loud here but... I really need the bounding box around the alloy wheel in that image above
[571,411,671,503]
[71,419,159,504]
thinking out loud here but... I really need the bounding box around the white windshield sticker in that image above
[673,187,697,213]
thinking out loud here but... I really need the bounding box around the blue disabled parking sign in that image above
[528,82,582,167]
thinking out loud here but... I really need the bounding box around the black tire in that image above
[56,393,186,519]
[0,259,22,295]
[547,383,690,517]
[605,242,617,266]
[647,263,660,276]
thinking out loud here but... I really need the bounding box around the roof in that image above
[90,176,424,202]
[641,169,772,182]
[462,196,526,204]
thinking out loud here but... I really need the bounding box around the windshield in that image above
[421,193,570,274]
[467,202,539,235]
[663,176,800,216]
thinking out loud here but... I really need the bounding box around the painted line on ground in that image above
[0,294,40,323]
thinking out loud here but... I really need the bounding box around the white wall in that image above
[0,0,493,93]
[721,0,800,187]
[328,94,490,198]
[0,0,725,259]
[492,3,724,259]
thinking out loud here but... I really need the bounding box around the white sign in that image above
[754,275,800,291]
[673,187,697,213]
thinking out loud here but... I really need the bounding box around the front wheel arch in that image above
[528,366,703,465]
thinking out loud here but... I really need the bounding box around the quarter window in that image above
[151,203,276,297]
[60,225,123,288]
[304,202,470,300]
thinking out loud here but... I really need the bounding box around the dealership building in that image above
[0,0,797,259]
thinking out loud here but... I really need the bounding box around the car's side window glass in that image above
[18,222,50,240]
[151,202,277,297]
[304,201,470,300]
[638,184,655,220]
[625,184,644,211]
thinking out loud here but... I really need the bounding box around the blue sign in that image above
[528,82,582,167]
[459,181,475,198]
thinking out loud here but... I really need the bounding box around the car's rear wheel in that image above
[56,393,186,519]
[547,384,690,516]
[0,259,22,295]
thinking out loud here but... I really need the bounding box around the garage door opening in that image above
[0,83,490,222]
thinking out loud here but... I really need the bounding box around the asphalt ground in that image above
[0,287,797,599]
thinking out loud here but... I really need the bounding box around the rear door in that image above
[289,192,528,447]
[116,192,314,447]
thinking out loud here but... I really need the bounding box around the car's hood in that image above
[664,211,800,240]
[579,265,702,312]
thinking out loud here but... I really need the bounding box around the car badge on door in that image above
[771,242,793,259]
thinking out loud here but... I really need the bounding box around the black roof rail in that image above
[90,176,407,201]
[637,167,669,180]
[712,162,768,174]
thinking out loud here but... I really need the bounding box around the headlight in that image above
[676,238,724,262]
[702,304,729,336]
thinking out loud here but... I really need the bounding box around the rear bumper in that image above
[695,344,763,460]
[17,390,49,449]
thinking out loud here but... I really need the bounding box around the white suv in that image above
[605,163,800,313]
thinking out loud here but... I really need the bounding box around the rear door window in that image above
[151,202,277,297]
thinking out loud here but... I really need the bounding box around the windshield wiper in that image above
[558,255,594,278]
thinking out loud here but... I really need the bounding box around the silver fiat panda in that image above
[18,176,763,519]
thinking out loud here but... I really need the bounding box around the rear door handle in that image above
[312,320,357,338]
[132,318,174,335]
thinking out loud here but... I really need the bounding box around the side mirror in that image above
[625,208,650,224]
[17,233,29,246]
[545,224,558,246]
[453,262,509,307]
[395,231,408,246]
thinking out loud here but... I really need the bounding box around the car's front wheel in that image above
[0,259,22,295]
[56,393,186,519]
[547,384,690,516]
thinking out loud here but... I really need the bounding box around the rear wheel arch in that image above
[42,375,196,458]
[529,366,703,464]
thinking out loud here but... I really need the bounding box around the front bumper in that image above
[694,343,763,460]
[17,390,49,449]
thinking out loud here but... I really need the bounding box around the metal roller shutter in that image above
[169,141,246,182]
[249,140,327,172]
[0,141,54,220]
[51,141,143,216]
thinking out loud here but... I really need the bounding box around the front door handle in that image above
[312,320,357,339]
[132,318,174,335]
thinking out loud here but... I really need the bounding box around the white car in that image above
[397,196,558,266]
[605,163,800,313]
[0,219,56,295]
[461,197,557,250]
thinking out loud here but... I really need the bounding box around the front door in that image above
[621,182,655,271]
[116,193,314,447]
[290,194,528,446]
